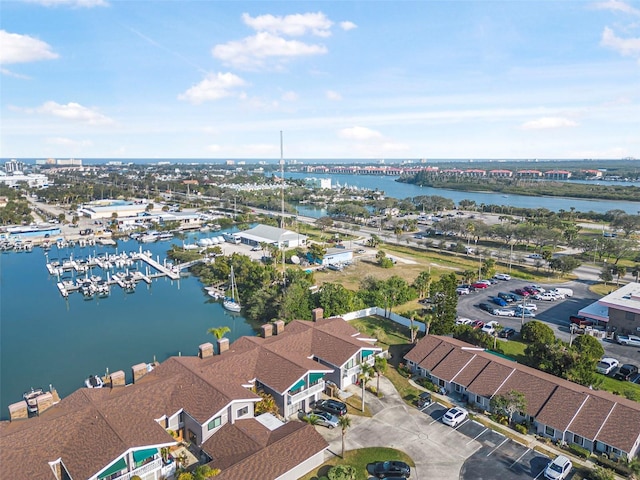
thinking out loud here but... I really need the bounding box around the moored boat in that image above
[23,387,44,414]
[85,375,104,388]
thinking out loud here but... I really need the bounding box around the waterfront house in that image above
[1,310,381,479]
[405,335,640,460]
[544,170,572,180]
[236,224,308,249]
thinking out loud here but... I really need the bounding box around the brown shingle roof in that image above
[430,348,475,382]
[203,419,328,480]
[406,335,640,454]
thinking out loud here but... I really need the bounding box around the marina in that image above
[0,235,258,420]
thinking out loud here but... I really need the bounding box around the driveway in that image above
[315,376,481,479]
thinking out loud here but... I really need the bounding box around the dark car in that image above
[478,303,494,313]
[492,297,508,307]
[366,460,411,478]
[498,292,515,303]
[315,399,347,416]
[523,286,540,295]
[416,391,432,408]
[499,327,517,339]
[614,364,639,381]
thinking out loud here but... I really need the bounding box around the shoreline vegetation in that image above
[397,174,640,202]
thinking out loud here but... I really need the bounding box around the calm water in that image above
[0,236,256,420]
[286,172,639,215]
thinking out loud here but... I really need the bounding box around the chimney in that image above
[218,337,229,353]
[110,370,126,388]
[273,320,285,335]
[132,363,151,384]
[8,401,28,421]
[199,342,214,358]
[36,392,54,415]
[261,323,273,338]
[312,308,324,322]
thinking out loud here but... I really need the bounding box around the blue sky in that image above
[1,0,639,160]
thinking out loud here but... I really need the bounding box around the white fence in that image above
[337,307,426,332]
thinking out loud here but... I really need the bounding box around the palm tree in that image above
[338,415,352,458]
[374,356,388,397]
[358,362,375,412]
[207,326,230,340]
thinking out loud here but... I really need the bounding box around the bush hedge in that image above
[594,455,632,477]
[567,442,591,459]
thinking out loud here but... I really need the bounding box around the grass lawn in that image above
[495,339,528,363]
[588,282,618,296]
[299,447,414,480]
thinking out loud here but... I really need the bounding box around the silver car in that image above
[617,335,640,347]
[310,410,339,429]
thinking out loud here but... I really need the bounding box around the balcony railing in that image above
[113,458,162,480]
[343,356,375,379]
[289,381,325,405]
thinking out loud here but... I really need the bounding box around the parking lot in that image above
[455,277,640,377]
[419,402,567,480]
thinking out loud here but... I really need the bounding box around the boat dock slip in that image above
[134,252,180,280]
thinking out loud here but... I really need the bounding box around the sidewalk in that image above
[407,377,630,480]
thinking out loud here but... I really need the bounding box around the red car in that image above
[514,288,530,296]
[471,320,485,329]
[471,282,489,289]
[523,286,540,295]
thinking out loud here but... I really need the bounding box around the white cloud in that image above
[281,91,299,102]
[178,72,247,104]
[206,144,222,153]
[46,137,93,147]
[36,101,114,125]
[594,0,640,17]
[340,21,358,31]
[521,117,579,129]
[0,30,58,65]
[601,26,640,58]
[325,90,342,101]
[338,126,383,140]
[23,0,108,7]
[212,32,327,70]
[241,12,333,37]
[381,142,410,152]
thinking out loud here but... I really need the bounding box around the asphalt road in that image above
[455,277,640,379]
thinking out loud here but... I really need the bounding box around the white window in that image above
[237,406,248,418]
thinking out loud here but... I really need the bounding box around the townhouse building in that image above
[1,310,380,480]
[405,335,640,460]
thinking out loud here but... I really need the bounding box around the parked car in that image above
[442,407,468,427]
[482,321,500,335]
[519,303,538,311]
[494,273,511,281]
[499,327,517,339]
[498,292,515,303]
[478,303,494,313]
[492,297,508,307]
[596,358,620,375]
[514,288,530,296]
[570,315,593,327]
[528,253,543,259]
[366,460,411,478]
[307,410,339,429]
[493,308,515,317]
[471,282,489,289]
[617,335,640,347]
[544,455,572,480]
[471,320,485,329]
[456,287,471,295]
[356,249,366,254]
[514,308,536,318]
[315,399,347,417]
[416,391,433,408]
[530,284,546,293]
[552,287,573,297]
[613,364,639,381]
[455,318,473,326]
[535,292,559,302]
[523,286,540,295]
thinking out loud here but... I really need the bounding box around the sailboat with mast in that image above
[223,266,241,312]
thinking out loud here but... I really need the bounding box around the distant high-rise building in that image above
[4,159,25,173]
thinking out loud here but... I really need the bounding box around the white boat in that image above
[223,266,242,312]
[23,387,44,413]
[85,375,104,388]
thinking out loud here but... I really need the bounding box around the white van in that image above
[552,287,573,297]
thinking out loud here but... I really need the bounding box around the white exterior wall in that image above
[274,450,326,480]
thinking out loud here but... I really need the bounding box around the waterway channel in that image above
[0,235,256,419]
[285,172,640,215]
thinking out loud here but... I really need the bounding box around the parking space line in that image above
[486,437,509,457]
[466,427,488,445]
[429,414,445,425]
[445,418,469,435]
[509,448,531,469]
[533,466,546,479]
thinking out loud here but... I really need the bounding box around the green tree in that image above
[338,415,352,458]
[490,390,527,425]
[589,466,615,480]
[255,391,279,415]
[318,283,363,317]
[367,234,381,247]
[521,320,555,345]
[430,273,458,334]
[307,242,326,264]
[358,362,375,412]
[373,356,388,397]
[327,464,357,480]
[412,271,432,299]
[600,266,613,286]
[207,326,230,340]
